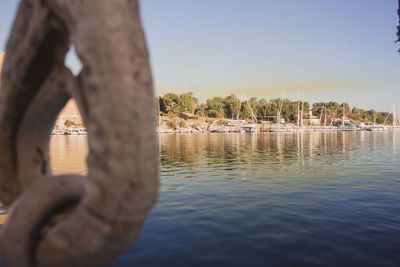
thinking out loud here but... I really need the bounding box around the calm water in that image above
[48,132,400,265]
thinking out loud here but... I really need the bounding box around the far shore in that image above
[155,116,398,134]
[52,115,399,135]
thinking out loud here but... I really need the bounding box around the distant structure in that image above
[0,51,4,68]
[1,51,82,131]
[54,100,83,130]
[304,111,320,126]
[0,52,4,87]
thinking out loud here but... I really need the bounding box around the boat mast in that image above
[330,106,339,126]
[300,95,304,128]
[324,105,327,127]
[158,97,162,128]
[236,102,241,120]
[342,102,345,127]
[393,103,396,127]
[319,105,324,125]
[276,89,285,127]
[241,91,257,124]
[277,95,282,127]
[383,113,390,125]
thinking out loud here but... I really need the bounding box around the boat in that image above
[78,128,87,135]
[241,91,258,133]
[51,129,64,135]
[211,127,234,133]
[65,129,79,135]
[269,126,295,132]
[243,124,256,133]
[339,102,356,131]
[157,127,174,134]
[341,125,357,131]
[366,125,387,131]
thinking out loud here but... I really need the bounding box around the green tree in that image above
[223,94,241,119]
[256,98,269,120]
[160,93,179,114]
[206,97,224,118]
[240,97,258,120]
[157,93,392,124]
[178,92,198,113]
[195,103,207,117]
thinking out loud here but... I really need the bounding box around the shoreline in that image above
[156,117,399,134]
[51,117,400,135]
[156,126,400,134]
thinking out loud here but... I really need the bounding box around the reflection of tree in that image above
[159,133,365,172]
[50,136,88,175]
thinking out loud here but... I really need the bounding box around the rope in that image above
[0,1,158,266]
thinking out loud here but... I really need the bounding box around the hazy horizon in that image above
[1,0,399,112]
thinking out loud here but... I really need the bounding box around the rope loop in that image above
[0,1,159,266]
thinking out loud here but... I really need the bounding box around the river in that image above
[29,132,400,265]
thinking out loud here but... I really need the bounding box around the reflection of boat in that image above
[241,91,257,133]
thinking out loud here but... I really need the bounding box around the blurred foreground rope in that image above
[0,0,159,266]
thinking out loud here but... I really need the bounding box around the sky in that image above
[1,0,400,112]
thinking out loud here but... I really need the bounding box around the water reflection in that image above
[48,132,400,182]
[159,132,396,170]
[50,136,88,175]
[45,132,400,266]
[49,132,400,181]
[112,131,400,266]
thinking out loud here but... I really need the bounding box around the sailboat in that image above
[297,96,300,128]
[294,93,305,132]
[341,102,356,131]
[241,91,257,133]
[392,102,399,129]
[270,90,295,132]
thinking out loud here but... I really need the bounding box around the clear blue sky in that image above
[1,0,400,112]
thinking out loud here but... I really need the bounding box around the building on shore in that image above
[0,53,83,131]
[304,111,321,126]
[0,52,4,87]
[54,100,84,130]
[0,51,4,68]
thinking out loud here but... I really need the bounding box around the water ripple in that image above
[46,132,400,266]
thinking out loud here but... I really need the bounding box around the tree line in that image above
[157,92,395,124]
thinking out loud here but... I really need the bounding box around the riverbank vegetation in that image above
[157,92,394,125]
